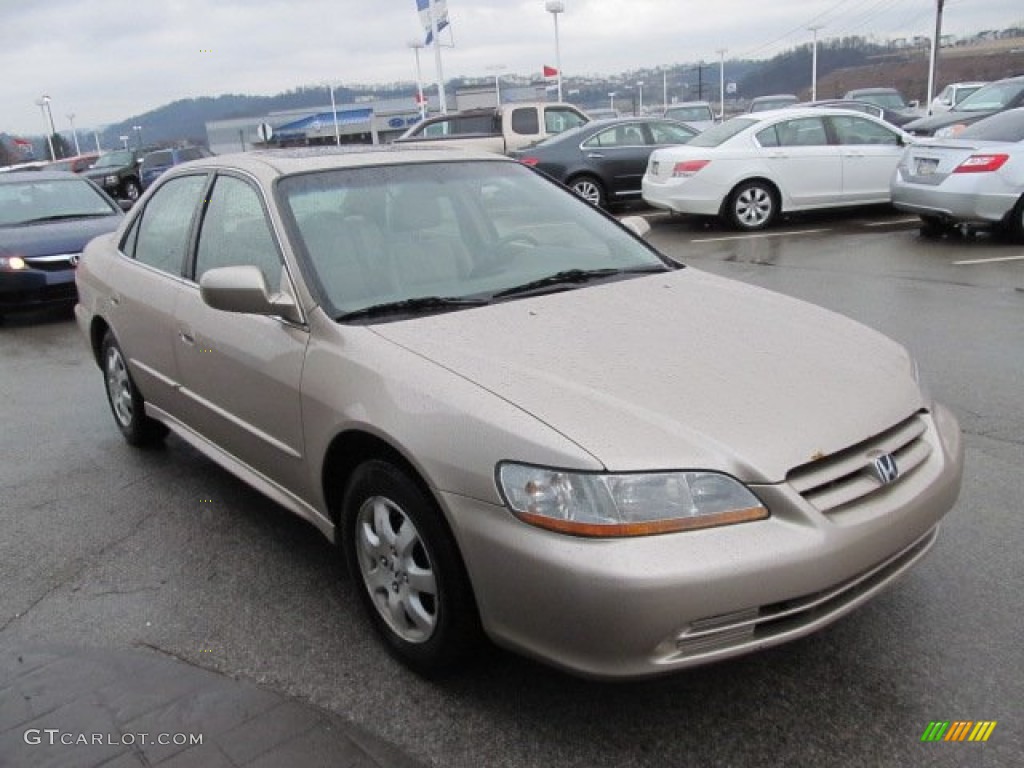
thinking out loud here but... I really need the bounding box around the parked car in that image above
[748,94,799,113]
[83,149,144,201]
[586,108,620,120]
[0,171,122,319]
[663,101,716,132]
[891,107,1024,239]
[843,87,919,113]
[510,117,698,207]
[394,102,589,154]
[140,145,213,189]
[799,99,918,128]
[904,75,1024,137]
[75,146,962,679]
[45,152,100,174]
[642,107,911,230]
[930,81,988,114]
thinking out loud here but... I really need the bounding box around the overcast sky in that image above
[2,0,1020,137]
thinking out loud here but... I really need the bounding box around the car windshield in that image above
[954,81,1024,112]
[687,118,756,147]
[92,150,134,168]
[958,109,1024,142]
[0,178,117,226]
[277,160,670,320]
[141,150,173,170]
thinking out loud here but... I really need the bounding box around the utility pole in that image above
[808,25,824,101]
[926,0,945,114]
[716,48,727,120]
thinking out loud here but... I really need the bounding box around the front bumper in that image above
[0,267,77,312]
[891,170,1019,224]
[443,404,963,679]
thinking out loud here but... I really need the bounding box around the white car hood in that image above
[370,268,923,482]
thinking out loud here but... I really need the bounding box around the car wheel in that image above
[569,175,606,207]
[101,331,167,446]
[727,181,777,230]
[1011,195,1024,243]
[919,215,947,239]
[343,459,481,675]
[122,179,141,202]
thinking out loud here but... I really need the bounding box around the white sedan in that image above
[643,107,912,230]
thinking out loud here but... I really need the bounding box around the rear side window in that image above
[829,115,900,145]
[773,117,828,147]
[510,107,540,135]
[128,174,207,275]
[649,122,697,144]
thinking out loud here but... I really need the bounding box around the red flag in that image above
[543,65,558,78]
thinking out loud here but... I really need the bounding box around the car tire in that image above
[101,331,168,447]
[122,179,141,202]
[919,215,947,239]
[342,459,481,676]
[726,180,777,231]
[1010,195,1024,243]
[569,175,606,207]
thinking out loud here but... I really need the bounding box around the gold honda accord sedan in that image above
[75,146,963,679]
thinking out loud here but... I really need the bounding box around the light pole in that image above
[327,83,341,145]
[132,125,142,150]
[716,48,727,119]
[926,0,946,114]
[408,41,427,119]
[608,92,616,112]
[662,69,669,110]
[487,64,507,105]
[425,0,448,113]
[636,81,644,115]
[545,1,565,102]
[67,113,81,155]
[35,95,56,161]
[808,25,824,101]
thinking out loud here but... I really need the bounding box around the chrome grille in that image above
[787,413,931,514]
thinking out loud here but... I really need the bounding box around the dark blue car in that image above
[0,171,123,319]
[140,146,212,189]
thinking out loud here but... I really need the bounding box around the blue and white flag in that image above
[416,0,449,45]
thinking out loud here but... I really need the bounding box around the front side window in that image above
[422,119,455,137]
[194,175,282,287]
[583,124,643,148]
[130,174,207,275]
[544,107,588,134]
[649,121,697,145]
[773,117,828,147]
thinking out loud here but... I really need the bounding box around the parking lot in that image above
[1,207,1021,767]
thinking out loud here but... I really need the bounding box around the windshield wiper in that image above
[491,266,667,300]
[337,295,489,322]
[18,213,114,225]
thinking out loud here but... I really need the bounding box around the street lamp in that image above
[35,95,56,161]
[926,0,946,114]
[486,64,506,105]
[808,25,824,101]
[716,48,727,120]
[132,125,142,150]
[327,83,341,145]
[608,92,616,111]
[636,81,644,115]
[67,113,81,155]
[545,1,565,102]
[408,41,428,119]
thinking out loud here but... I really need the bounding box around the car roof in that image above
[0,169,82,183]
[846,87,901,94]
[667,101,712,108]
[174,145,512,179]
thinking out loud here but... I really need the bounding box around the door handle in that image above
[109,293,120,306]
[179,330,195,345]
[586,152,605,158]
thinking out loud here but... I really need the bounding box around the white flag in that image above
[416,0,449,45]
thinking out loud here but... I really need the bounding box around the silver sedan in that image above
[891,107,1024,239]
[75,147,962,679]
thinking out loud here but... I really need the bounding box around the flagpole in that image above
[427,0,448,114]
[409,42,427,119]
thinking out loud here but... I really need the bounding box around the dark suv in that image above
[140,146,212,189]
[83,149,144,201]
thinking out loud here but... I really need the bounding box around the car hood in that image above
[905,109,992,132]
[83,165,129,179]
[369,269,923,482]
[0,215,122,257]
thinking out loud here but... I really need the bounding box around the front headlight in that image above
[497,463,768,537]
[0,256,27,270]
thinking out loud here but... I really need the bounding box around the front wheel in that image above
[569,175,606,207]
[342,460,481,675]
[726,181,777,230]
[121,179,141,202]
[101,331,167,446]
[1010,195,1024,243]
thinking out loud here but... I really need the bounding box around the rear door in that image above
[580,122,652,199]
[755,116,842,207]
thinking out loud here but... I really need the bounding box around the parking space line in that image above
[690,228,831,243]
[863,217,920,227]
[953,255,1024,266]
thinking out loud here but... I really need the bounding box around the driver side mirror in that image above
[200,265,302,324]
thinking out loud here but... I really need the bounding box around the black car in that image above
[904,75,1024,137]
[800,99,918,128]
[140,145,212,189]
[509,117,698,207]
[83,149,145,201]
[0,171,123,319]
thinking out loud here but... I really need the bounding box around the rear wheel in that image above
[342,460,481,676]
[101,331,167,446]
[121,179,141,202]
[726,181,777,230]
[919,215,947,239]
[569,175,606,208]
[1010,196,1024,243]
